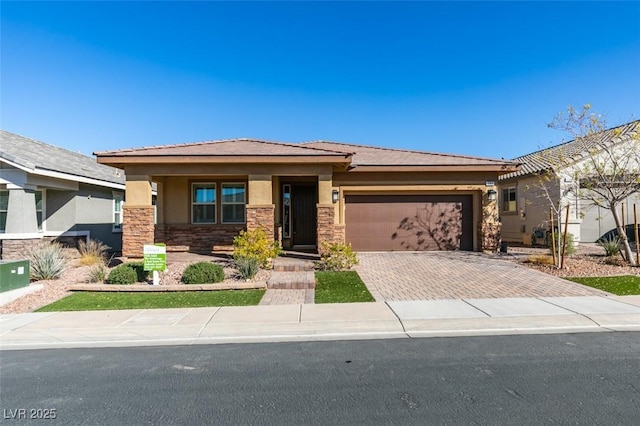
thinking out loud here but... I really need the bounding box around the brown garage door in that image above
[345,194,473,251]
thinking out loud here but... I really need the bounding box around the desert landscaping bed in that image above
[0,259,270,314]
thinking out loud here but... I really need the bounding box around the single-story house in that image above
[1,130,127,259]
[499,120,640,245]
[95,139,519,257]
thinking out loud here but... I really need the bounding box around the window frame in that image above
[221,182,246,224]
[112,191,125,232]
[501,186,517,213]
[35,190,44,232]
[191,182,217,224]
[0,190,8,233]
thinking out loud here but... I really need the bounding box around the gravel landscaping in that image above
[1,256,270,314]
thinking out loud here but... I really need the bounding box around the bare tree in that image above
[548,105,639,266]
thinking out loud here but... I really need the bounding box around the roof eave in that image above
[96,154,353,168]
[347,164,520,173]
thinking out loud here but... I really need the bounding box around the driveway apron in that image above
[355,252,609,301]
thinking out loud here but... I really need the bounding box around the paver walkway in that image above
[355,252,609,301]
[259,289,315,306]
[261,257,316,305]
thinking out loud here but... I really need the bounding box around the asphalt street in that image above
[1,332,639,425]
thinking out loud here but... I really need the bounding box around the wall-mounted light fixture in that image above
[332,189,339,203]
[487,189,497,201]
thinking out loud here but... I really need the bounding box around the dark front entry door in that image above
[292,185,317,246]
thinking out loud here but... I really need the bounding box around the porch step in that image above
[273,257,315,272]
[267,271,316,290]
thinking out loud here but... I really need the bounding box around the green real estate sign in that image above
[143,243,166,271]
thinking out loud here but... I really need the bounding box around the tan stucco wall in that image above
[125,175,152,205]
[499,175,561,243]
[163,177,190,223]
[248,175,273,205]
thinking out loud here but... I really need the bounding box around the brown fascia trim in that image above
[347,164,520,173]
[96,154,352,166]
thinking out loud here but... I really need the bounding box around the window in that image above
[192,183,216,223]
[0,190,8,233]
[502,187,517,212]
[222,183,246,223]
[35,190,43,231]
[113,192,124,231]
[282,184,291,238]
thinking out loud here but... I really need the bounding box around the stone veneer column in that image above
[480,189,501,252]
[246,205,275,241]
[122,205,155,258]
[317,204,337,252]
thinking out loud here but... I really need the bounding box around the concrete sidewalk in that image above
[1,295,639,351]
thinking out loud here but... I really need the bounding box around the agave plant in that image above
[597,235,621,257]
[28,242,68,280]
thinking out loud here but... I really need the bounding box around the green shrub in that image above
[107,264,138,284]
[87,263,108,283]
[597,235,621,257]
[181,262,225,284]
[78,238,110,266]
[550,232,576,256]
[28,242,68,280]
[126,261,149,282]
[233,228,281,268]
[316,242,359,271]
[235,256,260,280]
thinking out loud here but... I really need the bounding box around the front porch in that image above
[121,171,342,257]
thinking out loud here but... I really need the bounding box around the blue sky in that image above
[2,1,639,160]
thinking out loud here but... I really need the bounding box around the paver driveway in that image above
[355,252,609,301]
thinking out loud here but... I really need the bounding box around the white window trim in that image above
[221,182,246,224]
[36,189,46,233]
[112,191,124,232]
[192,182,217,224]
[0,189,8,233]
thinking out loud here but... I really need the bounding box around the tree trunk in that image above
[611,203,637,266]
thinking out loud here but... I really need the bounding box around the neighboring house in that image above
[95,139,518,257]
[0,130,127,259]
[499,121,640,245]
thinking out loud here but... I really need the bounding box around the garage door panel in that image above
[345,195,473,251]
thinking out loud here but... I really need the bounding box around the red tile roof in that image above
[303,141,515,168]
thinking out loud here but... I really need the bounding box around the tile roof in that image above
[500,120,640,180]
[96,137,516,170]
[94,138,351,158]
[0,130,125,186]
[302,141,517,168]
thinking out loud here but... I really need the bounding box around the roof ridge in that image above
[95,137,352,156]
[304,140,512,163]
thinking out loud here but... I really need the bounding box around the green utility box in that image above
[0,259,31,293]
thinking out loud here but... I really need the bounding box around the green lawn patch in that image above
[315,271,375,304]
[567,275,640,296]
[36,290,266,312]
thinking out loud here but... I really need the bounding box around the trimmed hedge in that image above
[181,262,225,284]
[107,264,138,285]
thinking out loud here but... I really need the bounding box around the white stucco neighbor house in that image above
[0,130,127,259]
[499,120,640,245]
